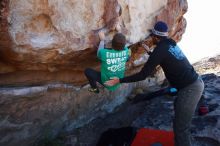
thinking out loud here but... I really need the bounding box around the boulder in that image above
[0,0,188,146]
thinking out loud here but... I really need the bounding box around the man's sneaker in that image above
[88,88,99,93]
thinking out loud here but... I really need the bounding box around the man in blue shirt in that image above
[105,21,204,146]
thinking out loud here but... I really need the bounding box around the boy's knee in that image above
[84,68,92,76]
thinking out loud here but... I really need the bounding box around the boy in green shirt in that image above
[84,31,131,93]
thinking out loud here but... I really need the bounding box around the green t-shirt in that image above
[97,47,131,91]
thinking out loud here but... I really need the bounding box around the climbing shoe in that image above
[88,88,99,93]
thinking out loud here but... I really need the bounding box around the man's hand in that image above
[141,43,150,52]
[98,30,105,41]
[104,77,120,86]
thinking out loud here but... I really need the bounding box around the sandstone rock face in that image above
[0,0,188,146]
[0,0,187,86]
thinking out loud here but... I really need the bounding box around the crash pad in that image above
[131,128,174,146]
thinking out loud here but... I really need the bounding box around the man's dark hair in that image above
[112,33,126,50]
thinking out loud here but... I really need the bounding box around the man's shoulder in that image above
[162,38,176,45]
[157,38,176,48]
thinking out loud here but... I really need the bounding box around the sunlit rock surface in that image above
[0,0,187,86]
[0,0,188,146]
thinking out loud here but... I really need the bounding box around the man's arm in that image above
[105,44,165,86]
[119,60,155,83]
[104,60,155,86]
[120,44,165,83]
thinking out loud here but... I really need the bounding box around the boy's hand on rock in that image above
[98,30,105,41]
[115,23,121,32]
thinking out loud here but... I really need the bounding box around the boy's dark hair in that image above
[112,33,126,50]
